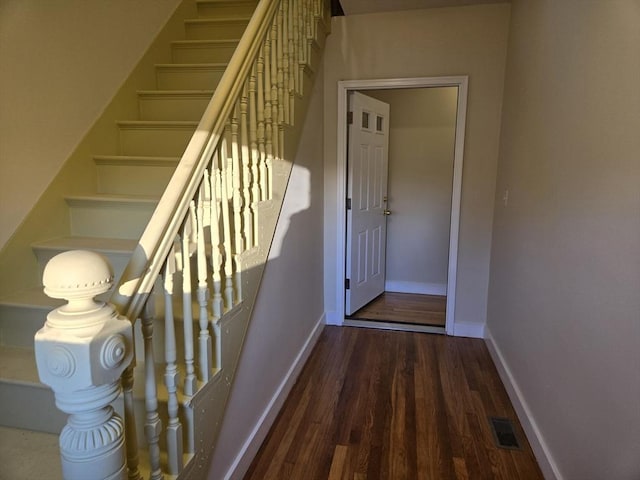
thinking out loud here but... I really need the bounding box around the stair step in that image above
[138,90,214,121]
[95,155,180,195]
[0,426,62,479]
[0,289,62,348]
[171,39,240,64]
[118,120,197,157]
[32,236,137,286]
[184,17,251,41]
[0,345,67,433]
[155,63,226,91]
[196,0,258,18]
[65,194,159,239]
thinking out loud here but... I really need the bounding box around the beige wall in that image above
[323,4,510,331]
[368,87,457,293]
[486,1,640,479]
[0,0,181,248]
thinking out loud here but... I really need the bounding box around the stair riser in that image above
[139,95,212,121]
[97,164,176,195]
[68,202,156,240]
[0,382,66,434]
[0,306,48,348]
[156,66,224,91]
[0,378,183,451]
[119,125,195,157]
[172,43,237,64]
[197,1,257,18]
[185,20,249,40]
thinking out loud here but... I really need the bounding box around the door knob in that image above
[383,209,392,216]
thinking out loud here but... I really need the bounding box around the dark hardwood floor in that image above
[349,292,446,327]
[244,326,543,480]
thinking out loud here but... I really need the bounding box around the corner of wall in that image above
[484,325,562,480]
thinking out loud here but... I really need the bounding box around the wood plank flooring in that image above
[349,292,446,327]
[244,326,543,480]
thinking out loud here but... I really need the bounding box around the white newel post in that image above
[34,250,134,480]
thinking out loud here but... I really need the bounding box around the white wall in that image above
[368,87,457,295]
[486,1,640,479]
[0,0,181,249]
[208,61,326,480]
[323,4,510,331]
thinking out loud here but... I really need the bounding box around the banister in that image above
[33,0,328,477]
[110,0,282,321]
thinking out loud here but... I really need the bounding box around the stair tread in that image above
[0,426,62,479]
[185,16,251,23]
[65,194,159,203]
[196,0,257,4]
[156,63,227,68]
[172,39,241,46]
[94,155,181,166]
[0,287,61,310]
[137,90,214,96]
[117,120,199,126]
[32,236,138,254]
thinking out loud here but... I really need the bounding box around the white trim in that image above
[325,310,342,326]
[451,321,485,339]
[344,318,445,335]
[222,314,326,480]
[484,326,562,480]
[385,281,447,296]
[335,76,468,335]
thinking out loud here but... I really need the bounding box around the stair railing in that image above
[34,0,326,478]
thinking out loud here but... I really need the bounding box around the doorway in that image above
[335,77,468,335]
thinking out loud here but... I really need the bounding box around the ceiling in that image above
[339,0,510,16]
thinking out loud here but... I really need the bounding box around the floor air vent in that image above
[489,417,521,450]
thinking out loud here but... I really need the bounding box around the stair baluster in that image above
[287,0,296,120]
[181,208,198,396]
[141,300,163,480]
[122,365,142,480]
[209,164,224,324]
[255,51,268,203]
[196,182,213,382]
[230,106,245,257]
[240,82,255,250]
[248,64,262,236]
[219,133,235,309]
[163,245,184,474]
[263,38,273,201]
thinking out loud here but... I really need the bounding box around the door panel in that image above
[345,91,390,315]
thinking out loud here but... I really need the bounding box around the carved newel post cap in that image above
[43,250,114,311]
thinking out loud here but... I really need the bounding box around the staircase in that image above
[0,0,329,478]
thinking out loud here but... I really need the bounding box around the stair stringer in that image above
[174,18,330,480]
[0,0,198,298]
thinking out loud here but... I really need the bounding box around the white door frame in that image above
[335,76,468,336]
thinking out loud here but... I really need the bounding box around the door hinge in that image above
[347,111,353,125]
[346,198,351,210]
[345,278,350,290]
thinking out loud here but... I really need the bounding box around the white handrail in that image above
[110,0,281,321]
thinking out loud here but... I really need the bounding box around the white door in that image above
[345,92,390,315]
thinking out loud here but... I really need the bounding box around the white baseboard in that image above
[385,280,447,296]
[223,314,326,480]
[452,320,485,338]
[484,326,562,480]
